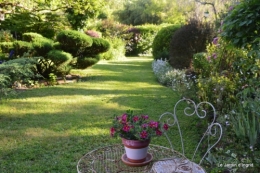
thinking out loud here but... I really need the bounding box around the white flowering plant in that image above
[152,59,194,91]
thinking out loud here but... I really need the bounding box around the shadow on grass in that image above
[0,134,114,173]
[0,56,201,172]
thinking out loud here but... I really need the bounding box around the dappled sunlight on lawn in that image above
[0,56,182,173]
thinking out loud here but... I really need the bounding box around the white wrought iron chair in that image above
[151,98,223,173]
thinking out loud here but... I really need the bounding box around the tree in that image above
[0,0,105,36]
[115,0,189,25]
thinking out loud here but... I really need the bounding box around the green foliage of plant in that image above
[230,82,260,148]
[36,58,55,78]
[77,55,101,69]
[0,30,13,42]
[32,37,54,57]
[12,41,33,57]
[65,0,104,30]
[197,75,236,111]
[193,39,248,111]
[221,0,260,51]
[56,30,93,57]
[0,73,13,99]
[116,0,163,25]
[124,24,161,56]
[169,19,213,69]
[1,11,59,39]
[115,0,188,26]
[22,32,44,42]
[101,37,126,60]
[192,53,211,77]
[94,19,129,38]
[0,42,14,54]
[152,24,181,60]
[48,73,57,86]
[47,50,73,76]
[0,58,39,99]
[83,37,110,55]
[192,33,260,172]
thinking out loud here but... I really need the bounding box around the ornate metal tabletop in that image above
[77,144,206,173]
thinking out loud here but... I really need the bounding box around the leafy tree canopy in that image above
[0,0,105,35]
[115,0,191,25]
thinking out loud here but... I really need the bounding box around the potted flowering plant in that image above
[110,110,169,164]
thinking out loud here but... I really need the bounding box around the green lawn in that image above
[0,56,200,172]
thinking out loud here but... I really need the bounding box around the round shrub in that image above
[77,55,101,69]
[56,30,93,57]
[152,25,181,60]
[47,50,73,76]
[47,50,73,67]
[32,37,54,57]
[53,42,61,50]
[22,32,43,42]
[83,37,110,55]
[169,19,213,69]
[0,42,14,54]
[12,41,33,57]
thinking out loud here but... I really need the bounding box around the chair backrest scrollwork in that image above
[159,98,223,165]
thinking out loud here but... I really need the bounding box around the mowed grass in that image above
[0,57,200,172]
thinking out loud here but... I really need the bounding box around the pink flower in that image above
[110,127,116,136]
[142,123,148,128]
[212,37,218,45]
[121,114,127,123]
[163,124,169,131]
[133,116,139,122]
[149,121,159,128]
[142,115,149,120]
[156,129,162,136]
[140,130,148,139]
[122,125,131,132]
[212,53,217,59]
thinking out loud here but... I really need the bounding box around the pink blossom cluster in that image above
[110,112,169,140]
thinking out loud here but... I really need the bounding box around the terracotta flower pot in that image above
[122,138,150,163]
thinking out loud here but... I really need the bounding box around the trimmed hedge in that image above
[47,50,73,76]
[77,55,101,69]
[32,37,54,57]
[22,32,44,42]
[152,25,181,60]
[0,42,14,54]
[47,50,72,67]
[12,41,33,57]
[56,30,93,57]
[83,37,110,55]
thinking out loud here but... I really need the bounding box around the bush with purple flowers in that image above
[110,110,169,141]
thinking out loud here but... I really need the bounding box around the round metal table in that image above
[77,144,206,173]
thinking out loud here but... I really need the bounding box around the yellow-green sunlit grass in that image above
[0,57,200,172]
